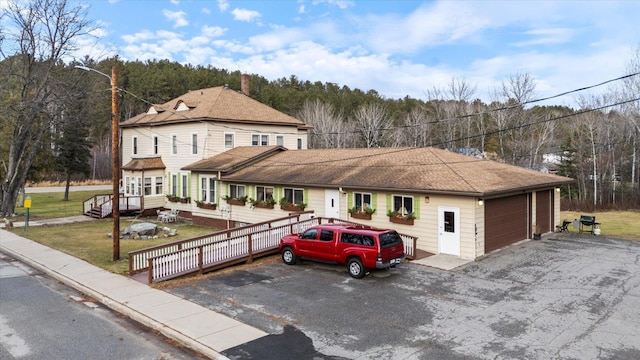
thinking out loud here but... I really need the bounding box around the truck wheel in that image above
[347,258,365,278]
[282,247,297,265]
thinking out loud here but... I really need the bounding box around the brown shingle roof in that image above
[204,147,572,197]
[120,87,311,129]
[181,146,286,173]
[122,157,166,171]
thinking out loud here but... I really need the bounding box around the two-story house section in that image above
[119,80,312,212]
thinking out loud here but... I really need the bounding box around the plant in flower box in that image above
[224,195,247,206]
[195,200,217,210]
[250,197,276,209]
[387,209,415,225]
[166,194,180,203]
[349,205,375,220]
[280,198,306,211]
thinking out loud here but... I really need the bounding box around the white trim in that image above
[171,133,178,155]
[224,132,235,149]
[132,136,138,155]
[191,132,198,155]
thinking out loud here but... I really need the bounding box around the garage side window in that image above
[392,195,413,215]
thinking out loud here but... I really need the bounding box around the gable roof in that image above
[189,147,573,197]
[122,156,166,171]
[120,86,311,129]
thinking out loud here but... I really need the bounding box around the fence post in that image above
[128,254,133,275]
[247,234,254,264]
[147,258,153,284]
[198,245,204,275]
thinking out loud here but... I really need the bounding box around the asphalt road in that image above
[0,254,200,360]
[168,234,640,360]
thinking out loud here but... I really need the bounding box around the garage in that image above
[485,194,530,253]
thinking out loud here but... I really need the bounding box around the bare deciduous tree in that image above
[0,0,92,216]
[353,102,391,148]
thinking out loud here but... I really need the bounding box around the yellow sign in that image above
[24,197,32,209]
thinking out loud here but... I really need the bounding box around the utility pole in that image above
[75,65,120,261]
[111,66,120,261]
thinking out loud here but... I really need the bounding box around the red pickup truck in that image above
[279,224,405,278]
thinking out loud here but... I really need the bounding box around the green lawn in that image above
[560,211,640,241]
[9,218,219,275]
[13,190,109,219]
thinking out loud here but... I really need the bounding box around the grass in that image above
[560,210,640,241]
[9,217,219,275]
[12,190,109,220]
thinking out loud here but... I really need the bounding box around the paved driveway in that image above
[168,235,640,359]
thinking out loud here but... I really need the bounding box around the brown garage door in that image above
[485,194,529,253]
[536,190,553,233]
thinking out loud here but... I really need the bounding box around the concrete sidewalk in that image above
[0,229,267,360]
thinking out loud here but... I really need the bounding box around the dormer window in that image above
[175,102,190,111]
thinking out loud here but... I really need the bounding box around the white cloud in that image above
[298,5,305,14]
[170,0,179,5]
[201,7,211,15]
[312,0,354,10]
[201,25,226,38]
[163,9,189,28]
[217,0,229,12]
[512,28,575,47]
[231,8,262,22]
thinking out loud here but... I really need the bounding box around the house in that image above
[119,78,312,212]
[119,82,573,261]
[181,145,572,260]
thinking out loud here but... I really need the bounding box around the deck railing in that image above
[83,194,143,218]
[128,213,317,275]
[133,215,418,284]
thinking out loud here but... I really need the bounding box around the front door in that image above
[325,189,340,218]
[438,206,460,256]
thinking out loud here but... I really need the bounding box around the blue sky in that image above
[76,0,639,105]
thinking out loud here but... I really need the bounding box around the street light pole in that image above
[76,65,120,261]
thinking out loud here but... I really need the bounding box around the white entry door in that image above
[438,206,461,256]
[325,190,340,218]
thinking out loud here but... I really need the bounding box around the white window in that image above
[191,133,198,155]
[224,133,234,149]
[392,195,414,216]
[297,137,303,149]
[229,184,246,198]
[124,176,130,194]
[155,176,163,195]
[276,135,284,146]
[171,174,177,196]
[283,187,304,205]
[144,177,152,195]
[153,135,158,155]
[353,192,372,211]
[200,177,216,203]
[132,136,138,155]
[255,186,274,202]
[181,174,188,198]
[252,134,269,146]
[171,134,177,155]
[135,177,142,196]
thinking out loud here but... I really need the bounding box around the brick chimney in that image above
[241,73,249,96]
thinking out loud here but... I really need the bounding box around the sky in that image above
[63,0,640,104]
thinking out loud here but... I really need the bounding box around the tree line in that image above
[1,0,638,216]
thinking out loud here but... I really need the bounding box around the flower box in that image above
[350,212,372,220]
[389,216,414,226]
[254,202,274,209]
[226,198,246,206]
[281,204,305,212]
[167,196,180,203]
[179,197,191,204]
[197,203,217,210]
